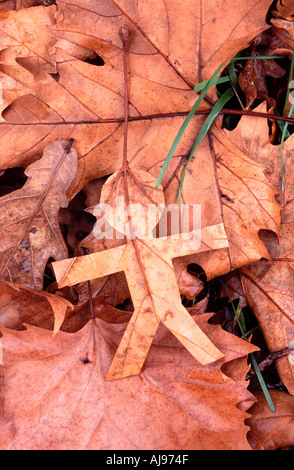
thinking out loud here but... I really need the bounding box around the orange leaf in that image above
[0,139,77,289]
[246,390,294,450]
[0,312,256,450]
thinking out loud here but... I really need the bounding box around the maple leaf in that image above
[0,311,256,450]
[0,139,77,289]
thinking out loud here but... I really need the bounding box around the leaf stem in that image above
[120,26,130,172]
[1,109,294,127]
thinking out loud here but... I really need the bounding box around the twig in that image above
[1,108,294,127]
[246,346,294,379]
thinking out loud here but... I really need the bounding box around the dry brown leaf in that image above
[0,139,77,289]
[238,32,286,109]
[0,0,285,451]
[162,120,281,275]
[0,0,272,191]
[275,0,294,20]
[0,4,57,118]
[0,312,256,450]
[0,1,280,278]
[0,278,130,334]
[0,279,73,335]
[229,103,294,393]
[246,390,294,450]
[0,0,40,10]
[53,217,229,379]
[177,267,204,300]
[225,102,289,190]
[271,15,294,48]
[241,255,294,394]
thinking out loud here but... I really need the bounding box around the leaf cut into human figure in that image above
[53,169,229,380]
[53,25,229,380]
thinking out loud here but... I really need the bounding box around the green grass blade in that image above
[156,55,287,189]
[279,44,294,191]
[194,76,230,92]
[218,278,276,413]
[177,87,234,203]
[156,62,227,188]
[228,61,239,90]
[249,354,276,413]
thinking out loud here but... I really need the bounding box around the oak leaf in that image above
[246,390,294,450]
[0,1,280,277]
[0,279,73,335]
[0,0,272,187]
[229,104,294,393]
[0,139,77,289]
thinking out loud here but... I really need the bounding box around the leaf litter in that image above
[0,0,294,450]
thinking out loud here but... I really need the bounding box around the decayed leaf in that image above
[275,0,294,20]
[246,390,294,450]
[238,32,286,109]
[53,206,229,379]
[0,312,256,450]
[229,104,294,393]
[0,0,272,188]
[0,4,57,118]
[0,279,73,335]
[0,1,280,279]
[0,139,77,289]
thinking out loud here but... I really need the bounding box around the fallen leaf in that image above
[0,312,256,450]
[271,18,294,49]
[51,7,281,380]
[0,139,77,289]
[177,266,204,301]
[0,4,57,120]
[225,102,288,190]
[0,0,289,451]
[167,121,281,273]
[0,1,280,277]
[231,103,294,393]
[274,0,294,20]
[53,212,229,379]
[0,0,273,193]
[246,390,294,450]
[238,32,286,109]
[0,279,73,335]
[241,254,294,394]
